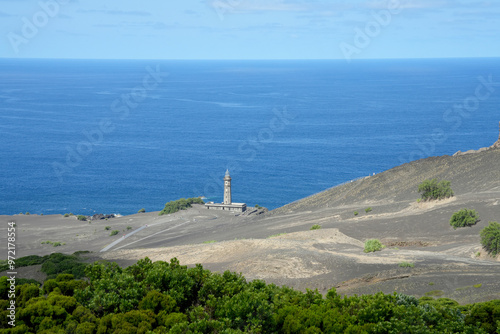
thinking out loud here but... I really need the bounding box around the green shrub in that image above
[255,204,263,209]
[418,178,454,201]
[480,221,500,256]
[159,197,205,216]
[310,224,321,230]
[450,209,480,229]
[138,208,146,213]
[52,242,62,247]
[127,226,132,230]
[25,212,30,215]
[105,226,111,230]
[203,240,216,244]
[110,230,119,236]
[364,239,385,253]
[398,262,414,268]
[63,213,70,217]
[77,215,87,221]
[354,211,358,216]
[365,207,372,213]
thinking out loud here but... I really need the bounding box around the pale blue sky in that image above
[1,0,499,59]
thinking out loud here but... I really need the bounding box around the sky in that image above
[0,0,499,60]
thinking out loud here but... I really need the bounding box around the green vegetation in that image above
[63,213,70,217]
[310,224,321,230]
[104,226,111,230]
[255,204,263,209]
[473,283,482,288]
[418,178,454,201]
[25,212,30,215]
[425,290,444,297]
[1,257,499,333]
[354,211,359,216]
[138,208,146,213]
[365,207,372,213]
[203,240,216,244]
[159,197,205,216]
[398,262,415,268]
[450,208,480,229]
[110,230,119,236]
[364,239,385,253]
[480,221,500,256]
[41,241,64,247]
[267,233,286,238]
[77,215,87,221]
[127,226,132,230]
[0,253,87,279]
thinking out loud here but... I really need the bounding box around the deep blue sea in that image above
[1,58,499,216]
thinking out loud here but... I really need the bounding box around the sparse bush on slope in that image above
[418,178,454,201]
[364,239,385,253]
[480,221,500,256]
[159,197,205,216]
[450,209,480,229]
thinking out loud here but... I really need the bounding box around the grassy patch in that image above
[398,262,414,268]
[310,224,321,230]
[425,290,444,297]
[365,207,372,213]
[41,241,64,247]
[354,211,359,216]
[473,283,482,288]
[203,240,217,244]
[268,233,286,238]
[110,230,119,236]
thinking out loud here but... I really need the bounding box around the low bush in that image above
[138,208,146,213]
[159,197,205,216]
[310,224,321,230]
[364,239,384,253]
[105,226,111,230]
[418,178,454,201]
[354,211,359,216]
[365,207,372,213]
[480,221,500,256]
[77,215,87,221]
[450,209,480,229]
[110,230,119,236]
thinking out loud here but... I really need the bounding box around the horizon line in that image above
[1,56,500,61]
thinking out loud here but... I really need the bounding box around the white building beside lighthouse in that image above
[205,170,247,212]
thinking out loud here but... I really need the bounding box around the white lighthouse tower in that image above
[224,169,232,205]
[205,170,246,213]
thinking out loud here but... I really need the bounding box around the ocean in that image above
[1,58,499,216]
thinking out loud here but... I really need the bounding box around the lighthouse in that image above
[224,169,232,205]
[205,170,246,213]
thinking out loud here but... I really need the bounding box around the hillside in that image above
[2,147,500,304]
